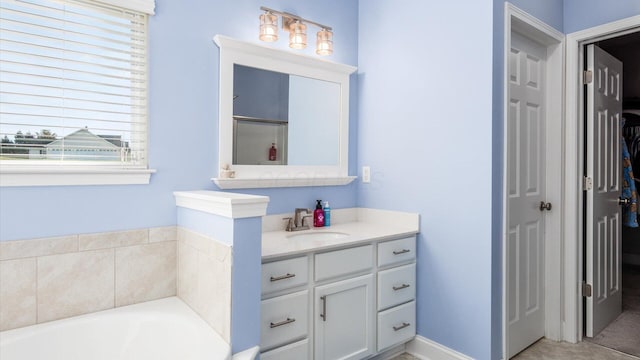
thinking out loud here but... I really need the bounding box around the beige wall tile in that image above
[208,236,231,262]
[176,229,232,343]
[78,229,148,251]
[37,249,115,323]
[149,226,177,243]
[0,236,78,261]
[197,250,232,342]
[177,240,199,307]
[115,242,176,307]
[0,258,37,331]
[177,227,211,253]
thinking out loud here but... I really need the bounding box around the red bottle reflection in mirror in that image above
[269,143,277,161]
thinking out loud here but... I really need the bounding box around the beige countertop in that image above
[262,208,419,260]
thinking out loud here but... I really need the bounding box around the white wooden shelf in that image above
[212,176,356,189]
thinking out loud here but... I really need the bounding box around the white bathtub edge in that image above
[232,345,259,360]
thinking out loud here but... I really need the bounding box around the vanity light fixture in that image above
[259,10,278,42]
[259,6,333,56]
[288,20,307,49]
[316,28,333,55]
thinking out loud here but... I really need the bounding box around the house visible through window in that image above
[0,0,148,167]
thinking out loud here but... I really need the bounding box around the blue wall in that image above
[231,217,262,354]
[564,0,640,33]
[357,1,494,359]
[509,0,564,31]
[0,0,359,241]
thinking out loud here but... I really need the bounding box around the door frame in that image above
[502,3,564,358]
[563,15,640,343]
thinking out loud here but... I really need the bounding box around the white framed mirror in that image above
[213,35,357,189]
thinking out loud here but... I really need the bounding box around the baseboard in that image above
[405,335,473,360]
[369,344,406,360]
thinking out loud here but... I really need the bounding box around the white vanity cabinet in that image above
[260,256,311,357]
[375,237,417,352]
[260,235,416,360]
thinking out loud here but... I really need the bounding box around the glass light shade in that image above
[259,12,278,42]
[289,21,307,49]
[316,29,333,55]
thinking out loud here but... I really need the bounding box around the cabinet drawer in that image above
[261,290,308,351]
[378,236,416,267]
[262,256,308,296]
[377,301,416,352]
[261,338,309,360]
[378,263,416,310]
[315,245,373,282]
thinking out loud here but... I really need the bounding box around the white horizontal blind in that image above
[0,0,148,167]
[94,0,154,15]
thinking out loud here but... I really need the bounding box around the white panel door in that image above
[507,32,547,358]
[585,44,623,338]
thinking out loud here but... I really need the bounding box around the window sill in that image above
[0,166,156,187]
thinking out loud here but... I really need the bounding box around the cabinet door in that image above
[314,274,375,360]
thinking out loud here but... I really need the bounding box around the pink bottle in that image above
[313,200,325,227]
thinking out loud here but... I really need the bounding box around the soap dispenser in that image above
[313,200,325,227]
[323,201,331,226]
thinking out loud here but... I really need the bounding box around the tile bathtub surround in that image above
[0,235,78,261]
[0,258,37,331]
[0,226,178,331]
[115,241,177,307]
[79,229,148,251]
[37,249,116,323]
[177,227,232,343]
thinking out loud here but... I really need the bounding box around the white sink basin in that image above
[287,231,349,241]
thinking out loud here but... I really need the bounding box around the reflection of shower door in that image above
[585,44,623,338]
[233,116,288,165]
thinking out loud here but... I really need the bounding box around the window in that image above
[0,0,155,186]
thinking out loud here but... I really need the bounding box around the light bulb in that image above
[259,12,278,42]
[316,28,333,55]
[289,21,307,49]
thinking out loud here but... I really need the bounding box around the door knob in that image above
[619,198,631,206]
[539,201,552,211]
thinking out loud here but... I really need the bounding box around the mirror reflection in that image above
[232,64,340,166]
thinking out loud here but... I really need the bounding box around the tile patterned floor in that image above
[513,338,639,360]
[390,353,418,360]
[391,338,640,360]
[585,264,640,358]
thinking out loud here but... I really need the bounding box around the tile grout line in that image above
[113,247,116,310]
[35,256,38,325]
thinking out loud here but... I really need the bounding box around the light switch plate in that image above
[362,166,371,183]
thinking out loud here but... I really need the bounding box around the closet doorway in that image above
[563,15,640,348]
[582,30,640,358]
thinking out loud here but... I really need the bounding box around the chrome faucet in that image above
[284,208,312,231]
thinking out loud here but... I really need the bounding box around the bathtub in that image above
[0,297,231,360]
